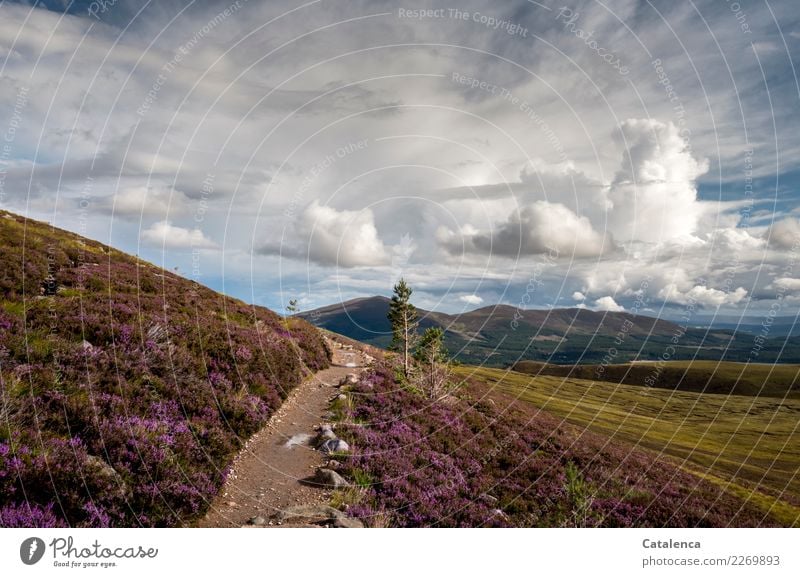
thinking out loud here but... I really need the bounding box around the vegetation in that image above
[387,279,418,378]
[512,360,800,398]
[0,210,330,527]
[413,327,453,401]
[335,363,779,527]
[453,365,800,526]
[386,281,455,400]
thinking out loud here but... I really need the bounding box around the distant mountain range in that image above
[300,296,800,366]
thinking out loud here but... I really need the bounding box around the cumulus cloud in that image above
[658,284,748,307]
[459,294,484,305]
[593,296,625,312]
[259,201,389,268]
[96,185,187,219]
[767,218,800,250]
[572,291,586,301]
[772,278,800,292]
[518,158,610,216]
[441,201,613,259]
[607,119,710,244]
[140,221,218,250]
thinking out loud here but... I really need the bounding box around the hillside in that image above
[300,296,800,365]
[453,365,800,526]
[331,362,783,527]
[0,210,330,527]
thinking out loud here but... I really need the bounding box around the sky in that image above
[1,0,799,321]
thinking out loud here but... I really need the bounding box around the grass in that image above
[513,359,800,398]
[454,364,800,526]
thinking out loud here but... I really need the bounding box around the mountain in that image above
[0,210,330,527]
[300,296,800,365]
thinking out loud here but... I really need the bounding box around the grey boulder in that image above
[319,438,349,454]
[313,468,350,489]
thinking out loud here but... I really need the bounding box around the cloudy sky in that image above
[1,0,799,320]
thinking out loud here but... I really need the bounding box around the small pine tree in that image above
[284,299,299,330]
[387,278,418,378]
[414,327,453,400]
[413,327,448,364]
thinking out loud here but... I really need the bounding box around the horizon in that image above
[5,205,798,329]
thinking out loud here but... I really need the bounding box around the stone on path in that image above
[316,424,337,443]
[313,468,350,489]
[333,516,364,528]
[319,438,349,454]
[272,503,364,528]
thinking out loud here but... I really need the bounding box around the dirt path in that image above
[198,338,368,527]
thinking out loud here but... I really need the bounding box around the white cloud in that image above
[459,294,484,305]
[260,201,389,268]
[658,284,748,307]
[767,218,800,250]
[607,119,709,244]
[97,185,187,219]
[772,278,800,292]
[572,291,586,301]
[593,296,625,312]
[442,201,613,259]
[140,221,218,250]
[711,227,766,252]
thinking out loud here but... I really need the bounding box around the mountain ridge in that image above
[299,295,800,365]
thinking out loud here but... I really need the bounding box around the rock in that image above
[336,374,358,388]
[273,504,344,524]
[319,438,349,454]
[85,455,130,500]
[316,424,337,442]
[313,468,350,489]
[336,394,347,401]
[248,515,267,526]
[333,516,364,528]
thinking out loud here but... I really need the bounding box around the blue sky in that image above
[1,0,799,320]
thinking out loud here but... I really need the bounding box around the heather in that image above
[336,363,780,527]
[0,211,329,527]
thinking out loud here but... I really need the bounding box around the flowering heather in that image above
[337,363,779,527]
[0,211,330,527]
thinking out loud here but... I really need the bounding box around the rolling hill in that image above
[300,296,800,366]
[0,210,330,527]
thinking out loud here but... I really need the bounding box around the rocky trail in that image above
[198,337,371,528]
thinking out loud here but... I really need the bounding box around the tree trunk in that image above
[403,314,409,376]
